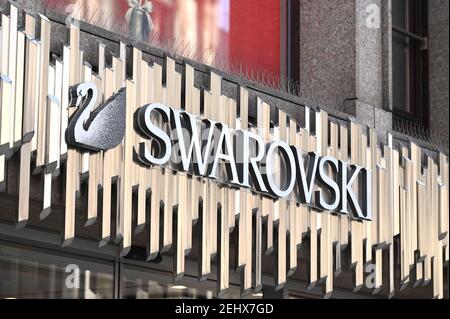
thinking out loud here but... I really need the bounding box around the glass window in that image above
[44,0,284,78]
[392,30,409,111]
[392,0,410,112]
[121,264,216,299]
[0,242,114,299]
[392,0,429,125]
[121,263,263,299]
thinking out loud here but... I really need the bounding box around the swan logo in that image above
[67,82,126,151]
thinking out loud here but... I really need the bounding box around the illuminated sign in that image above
[68,83,372,220]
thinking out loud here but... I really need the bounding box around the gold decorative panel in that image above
[0,5,448,298]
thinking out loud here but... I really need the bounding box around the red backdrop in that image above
[229,0,280,76]
[44,0,280,76]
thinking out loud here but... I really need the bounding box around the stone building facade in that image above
[0,0,448,299]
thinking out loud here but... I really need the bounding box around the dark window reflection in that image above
[0,243,114,299]
[393,32,409,112]
[392,0,409,112]
[121,265,216,299]
[391,0,428,124]
[121,264,263,299]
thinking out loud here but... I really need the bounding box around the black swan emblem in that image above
[67,82,126,151]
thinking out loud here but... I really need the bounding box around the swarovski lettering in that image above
[133,103,372,220]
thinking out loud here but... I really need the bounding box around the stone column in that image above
[299,0,393,141]
[428,0,449,147]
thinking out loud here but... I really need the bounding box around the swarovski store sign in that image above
[0,3,448,299]
[68,83,372,221]
[134,103,372,220]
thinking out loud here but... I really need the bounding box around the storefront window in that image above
[0,242,114,299]
[121,263,263,299]
[121,264,215,299]
[44,0,282,78]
